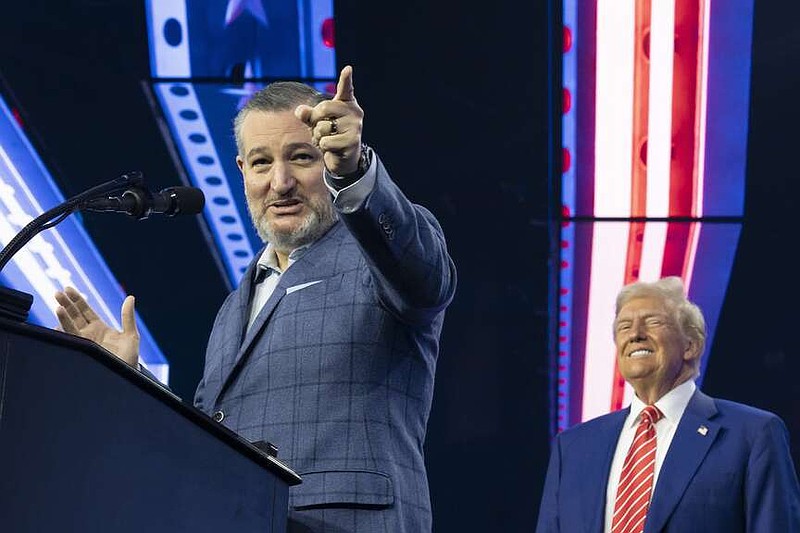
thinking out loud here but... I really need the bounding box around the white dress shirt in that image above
[247,244,308,329]
[603,379,696,532]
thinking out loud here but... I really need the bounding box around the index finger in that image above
[64,286,102,323]
[333,65,355,102]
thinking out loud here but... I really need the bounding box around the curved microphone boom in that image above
[84,186,205,219]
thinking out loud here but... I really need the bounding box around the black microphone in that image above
[84,186,205,219]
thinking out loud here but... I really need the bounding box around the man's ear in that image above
[683,338,701,362]
[236,155,245,174]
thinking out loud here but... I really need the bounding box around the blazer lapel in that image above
[585,409,629,533]
[212,222,347,405]
[645,390,719,532]
[212,258,258,383]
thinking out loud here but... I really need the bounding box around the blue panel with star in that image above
[146,0,336,79]
[145,0,337,287]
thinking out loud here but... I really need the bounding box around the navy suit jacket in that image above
[194,156,456,532]
[536,389,800,532]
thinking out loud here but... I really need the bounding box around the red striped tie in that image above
[611,405,663,533]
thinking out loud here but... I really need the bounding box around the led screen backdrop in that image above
[145,0,337,287]
[555,0,753,432]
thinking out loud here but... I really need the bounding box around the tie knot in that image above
[641,405,662,425]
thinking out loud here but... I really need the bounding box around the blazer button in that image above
[213,410,225,423]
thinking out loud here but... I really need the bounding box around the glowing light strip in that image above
[628,0,650,220]
[558,0,578,432]
[584,0,637,421]
[594,0,635,217]
[561,0,578,217]
[155,84,255,285]
[638,222,667,281]
[646,0,676,219]
[582,222,628,421]
[296,0,309,78]
[146,0,190,78]
[684,0,710,286]
[694,0,711,219]
[558,225,575,432]
[308,0,336,78]
[684,221,702,293]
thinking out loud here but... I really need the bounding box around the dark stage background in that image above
[0,1,798,530]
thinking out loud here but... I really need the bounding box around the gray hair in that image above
[614,276,707,373]
[233,82,329,155]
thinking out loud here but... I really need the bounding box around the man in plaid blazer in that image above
[56,65,456,532]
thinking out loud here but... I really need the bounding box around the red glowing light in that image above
[561,204,572,228]
[563,27,573,53]
[562,148,571,172]
[563,88,572,113]
[321,18,335,48]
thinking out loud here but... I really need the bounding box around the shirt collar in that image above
[255,242,311,278]
[628,378,696,426]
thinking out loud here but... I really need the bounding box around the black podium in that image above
[0,318,301,532]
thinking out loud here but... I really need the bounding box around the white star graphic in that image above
[225,0,269,28]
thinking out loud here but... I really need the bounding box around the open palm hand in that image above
[55,286,140,367]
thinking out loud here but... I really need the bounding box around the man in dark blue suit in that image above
[55,66,456,532]
[536,277,800,532]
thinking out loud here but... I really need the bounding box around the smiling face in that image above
[614,294,700,404]
[236,109,336,254]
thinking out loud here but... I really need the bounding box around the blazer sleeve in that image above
[745,414,800,531]
[536,434,562,533]
[337,153,457,325]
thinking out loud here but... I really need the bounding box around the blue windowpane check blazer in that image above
[195,155,456,532]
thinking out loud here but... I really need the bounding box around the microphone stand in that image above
[0,171,145,322]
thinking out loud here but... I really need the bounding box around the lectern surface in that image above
[0,319,300,533]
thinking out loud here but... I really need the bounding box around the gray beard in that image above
[250,197,338,254]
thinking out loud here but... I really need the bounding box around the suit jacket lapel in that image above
[645,390,719,532]
[212,222,346,405]
[585,409,629,533]
[214,259,257,379]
